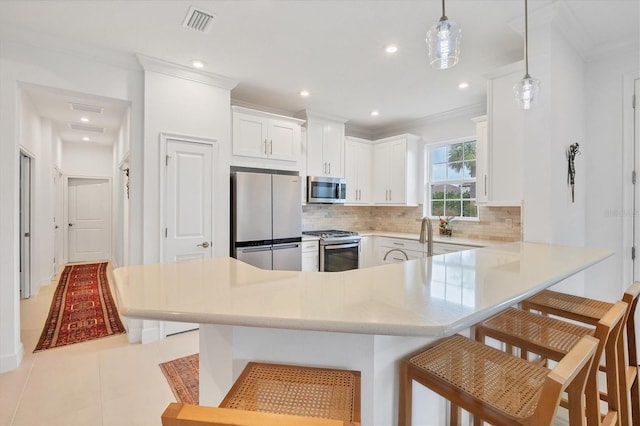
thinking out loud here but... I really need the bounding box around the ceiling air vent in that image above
[68,122,105,133]
[69,102,104,114]
[182,6,215,33]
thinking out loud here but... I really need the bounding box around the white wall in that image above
[520,14,587,295]
[584,47,640,302]
[0,36,143,373]
[62,141,113,177]
[133,59,235,343]
[19,90,57,296]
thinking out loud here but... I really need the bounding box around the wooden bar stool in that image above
[522,283,639,426]
[398,334,599,426]
[475,301,627,426]
[162,362,361,426]
[219,362,361,423]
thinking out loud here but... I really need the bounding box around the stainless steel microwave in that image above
[307,176,347,204]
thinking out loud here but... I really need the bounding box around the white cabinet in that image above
[480,63,524,205]
[376,237,425,264]
[302,111,346,178]
[372,134,419,206]
[345,137,372,204]
[232,106,304,163]
[301,239,319,272]
[432,242,478,256]
[358,235,374,268]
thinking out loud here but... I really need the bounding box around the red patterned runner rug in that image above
[34,262,126,352]
[159,354,199,405]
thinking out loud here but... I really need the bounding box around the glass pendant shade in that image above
[426,17,461,69]
[514,74,541,110]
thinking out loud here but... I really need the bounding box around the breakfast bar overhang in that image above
[113,242,613,425]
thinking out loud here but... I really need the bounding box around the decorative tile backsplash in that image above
[302,205,522,242]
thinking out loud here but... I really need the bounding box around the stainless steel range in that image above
[302,230,361,272]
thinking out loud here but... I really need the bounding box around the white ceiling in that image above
[1,0,638,143]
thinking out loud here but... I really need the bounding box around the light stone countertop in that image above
[112,242,612,337]
[356,230,500,247]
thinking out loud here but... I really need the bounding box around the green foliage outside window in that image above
[430,140,478,219]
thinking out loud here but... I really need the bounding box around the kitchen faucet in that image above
[419,216,434,257]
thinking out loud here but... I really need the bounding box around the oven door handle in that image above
[324,243,360,250]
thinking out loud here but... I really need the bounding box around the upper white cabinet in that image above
[480,63,524,205]
[372,134,419,206]
[232,106,304,165]
[344,137,372,204]
[300,111,346,178]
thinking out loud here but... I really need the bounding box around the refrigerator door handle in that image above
[239,246,272,253]
[272,243,300,250]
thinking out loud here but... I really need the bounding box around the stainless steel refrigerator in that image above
[231,170,302,271]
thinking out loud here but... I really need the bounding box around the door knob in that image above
[197,241,210,248]
[68,223,74,227]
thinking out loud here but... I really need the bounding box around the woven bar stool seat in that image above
[399,334,599,426]
[476,303,627,426]
[220,362,361,423]
[522,283,640,426]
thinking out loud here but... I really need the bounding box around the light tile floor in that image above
[0,267,198,426]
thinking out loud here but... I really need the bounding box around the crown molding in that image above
[372,103,486,139]
[231,99,298,117]
[137,54,238,90]
[294,109,348,124]
[587,38,640,63]
[0,25,141,72]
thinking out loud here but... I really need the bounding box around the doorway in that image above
[67,177,111,263]
[161,136,216,337]
[20,152,32,299]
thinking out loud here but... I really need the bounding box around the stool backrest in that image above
[623,282,639,366]
[532,335,599,425]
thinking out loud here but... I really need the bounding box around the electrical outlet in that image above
[505,218,513,228]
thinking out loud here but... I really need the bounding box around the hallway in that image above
[0,267,198,425]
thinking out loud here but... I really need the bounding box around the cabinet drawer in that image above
[432,243,478,255]
[377,237,425,253]
[378,247,424,263]
[302,241,319,253]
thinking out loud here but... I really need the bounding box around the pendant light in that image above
[425,0,461,70]
[513,0,541,109]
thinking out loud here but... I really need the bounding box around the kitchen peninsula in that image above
[113,242,612,425]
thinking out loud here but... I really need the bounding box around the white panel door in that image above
[164,139,213,262]
[68,178,110,263]
[163,138,214,337]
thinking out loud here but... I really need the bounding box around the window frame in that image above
[424,136,479,221]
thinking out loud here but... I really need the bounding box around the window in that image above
[428,138,478,219]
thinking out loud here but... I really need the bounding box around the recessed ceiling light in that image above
[300,90,310,97]
[82,136,90,142]
[371,110,380,117]
[385,45,398,54]
[458,82,470,89]
[80,117,89,123]
[191,60,205,69]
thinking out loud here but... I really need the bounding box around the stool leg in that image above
[604,336,622,426]
[399,362,412,426]
[449,403,462,426]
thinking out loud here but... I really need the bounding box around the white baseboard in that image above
[0,342,24,373]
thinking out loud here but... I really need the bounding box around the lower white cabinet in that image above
[301,240,319,272]
[359,236,373,268]
[376,237,426,264]
[432,243,479,256]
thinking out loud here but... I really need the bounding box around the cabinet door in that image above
[344,141,359,203]
[357,143,372,204]
[373,143,391,204]
[474,117,489,203]
[306,120,325,176]
[388,139,407,204]
[323,121,344,178]
[233,113,267,158]
[488,70,523,204]
[268,119,298,162]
